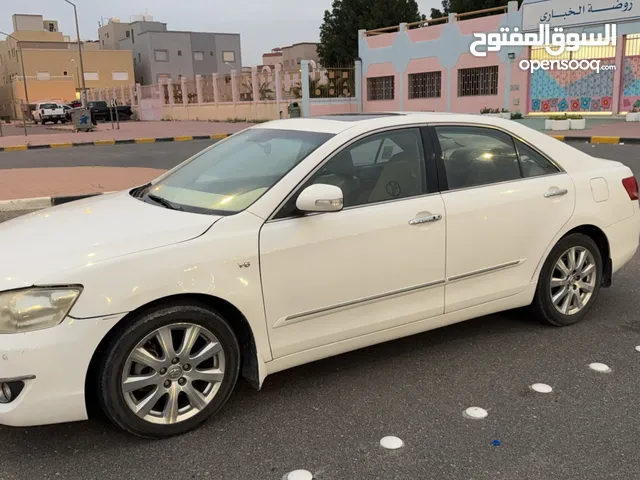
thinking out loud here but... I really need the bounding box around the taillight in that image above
[622,176,639,200]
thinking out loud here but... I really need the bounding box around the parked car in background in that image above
[33,102,66,124]
[62,104,73,122]
[86,101,133,122]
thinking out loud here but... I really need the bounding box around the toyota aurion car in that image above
[1,113,638,438]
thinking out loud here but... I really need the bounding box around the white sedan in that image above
[1,113,638,438]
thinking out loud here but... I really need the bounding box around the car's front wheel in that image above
[98,303,240,438]
[531,233,602,326]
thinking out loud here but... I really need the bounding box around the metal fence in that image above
[309,65,356,99]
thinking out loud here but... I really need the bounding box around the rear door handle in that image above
[409,213,442,225]
[544,187,568,198]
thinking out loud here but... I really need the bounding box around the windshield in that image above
[40,103,59,109]
[139,128,334,215]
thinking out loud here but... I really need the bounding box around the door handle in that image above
[409,213,442,225]
[544,187,568,198]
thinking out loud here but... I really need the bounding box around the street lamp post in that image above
[64,0,87,108]
[0,31,29,136]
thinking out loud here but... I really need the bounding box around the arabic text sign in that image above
[470,24,616,57]
[522,0,636,30]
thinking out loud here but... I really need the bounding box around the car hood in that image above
[0,191,221,290]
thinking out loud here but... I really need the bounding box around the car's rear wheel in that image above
[98,303,240,439]
[531,233,602,326]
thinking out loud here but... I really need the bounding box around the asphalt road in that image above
[0,140,215,170]
[2,144,640,480]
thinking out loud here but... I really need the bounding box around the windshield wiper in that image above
[131,183,151,198]
[147,193,184,211]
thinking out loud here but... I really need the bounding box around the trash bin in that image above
[288,102,301,118]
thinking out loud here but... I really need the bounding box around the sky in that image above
[1,0,438,65]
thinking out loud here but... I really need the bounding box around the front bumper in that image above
[0,313,124,427]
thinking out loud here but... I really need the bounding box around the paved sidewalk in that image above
[538,121,640,141]
[0,121,251,148]
[0,166,165,201]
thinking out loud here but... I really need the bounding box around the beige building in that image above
[0,14,135,119]
[262,43,320,72]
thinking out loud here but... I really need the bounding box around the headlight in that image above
[0,287,82,334]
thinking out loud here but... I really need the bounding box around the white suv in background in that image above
[32,102,66,124]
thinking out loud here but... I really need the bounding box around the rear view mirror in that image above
[296,184,343,213]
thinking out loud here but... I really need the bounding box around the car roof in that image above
[253,112,524,135]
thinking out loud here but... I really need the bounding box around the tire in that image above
[53,119,59,124]
[61,119,66,124]
[530,233,603,326]
[98,303,240,439]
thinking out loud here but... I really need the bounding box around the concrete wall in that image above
[213,33,242,74]
[309,99,359,115]
[161,101,287,122]
[358,4,524,114]
[147,32,194,82]
[99,21,131,50]
[13,14,44,32]
[190,33,218,76]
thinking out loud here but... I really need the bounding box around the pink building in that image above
[304,0,640,116]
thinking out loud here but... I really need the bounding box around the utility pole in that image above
[0,31,29,136]
[64,0,87,108]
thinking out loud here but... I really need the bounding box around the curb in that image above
[0,192,111,212]
[0,133,231,152]
[549,135,640,144]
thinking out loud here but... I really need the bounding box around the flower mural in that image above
[558,98,569,111]
[541,100,550,112]
[530,59,616,112]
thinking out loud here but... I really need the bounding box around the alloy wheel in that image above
[121,323,225,425]
[549,246,597,316]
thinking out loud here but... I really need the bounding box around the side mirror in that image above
[296,184,343,213]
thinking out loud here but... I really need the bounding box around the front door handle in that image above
[544,187,568,198]
[409,213,442,225]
